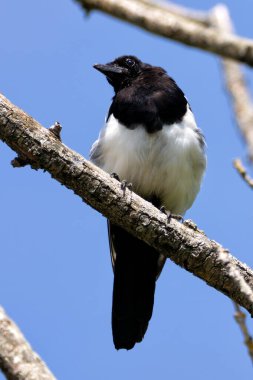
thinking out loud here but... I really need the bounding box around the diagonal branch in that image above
[0,307,56,380]
[75,0,253,67]
[1,92,253,316]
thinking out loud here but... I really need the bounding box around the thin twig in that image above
[233,302,253,364]
[233,158,253,189]
[75,0,253,67]
[0,307,56,380]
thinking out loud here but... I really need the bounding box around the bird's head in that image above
[93,55,144,92]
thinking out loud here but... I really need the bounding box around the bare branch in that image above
[136,0,210,25]
[211,4,253,162]
[75,0,253,67]
[1,93,253,316]
[233,303,253,364]
[233,158,253,189]
[0,307,56,380]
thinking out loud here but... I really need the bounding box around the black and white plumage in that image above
[90,55,206,350]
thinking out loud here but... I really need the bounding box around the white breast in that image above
[91,107,206,215]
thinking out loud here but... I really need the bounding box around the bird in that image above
[90,55,206,350]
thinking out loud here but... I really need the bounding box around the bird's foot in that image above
[160,206,171,223]
[121,180,132,196]
[160,206,183,223]
[110,173,132,196]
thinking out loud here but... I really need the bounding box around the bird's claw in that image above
[173,214,184,222]
[160,206,183,223]
[111,174,132,195]
[121,180,132,195]
[110,172,120,181]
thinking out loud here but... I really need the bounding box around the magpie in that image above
[90,55,206,350]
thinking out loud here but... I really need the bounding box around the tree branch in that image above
[233,303,253,364]
[75,0,253,67]
[211,4,253,162]
[1,93,253,317]
[0,307,56,380]
[233,158,253,189]
[135,0,210,25]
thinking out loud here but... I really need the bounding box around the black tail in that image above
[109,223,160,350]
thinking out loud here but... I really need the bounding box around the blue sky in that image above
[1,0,253,379]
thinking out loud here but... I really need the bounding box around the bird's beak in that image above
[93,63,128,77]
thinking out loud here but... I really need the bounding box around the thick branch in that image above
[75,0,253,67]
[1,93,253,317]
[0,307,56,380]
[211,5,253,162]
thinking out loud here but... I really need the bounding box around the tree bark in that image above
[0,307,56,380]
[75,0,253,67]
[1,92,253,316]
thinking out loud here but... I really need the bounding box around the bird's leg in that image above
[110,173,132,196]
[121,180,133,196]
[160,206,183,223]
[160,206,172,223]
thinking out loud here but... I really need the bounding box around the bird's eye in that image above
[125,58,135,67]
